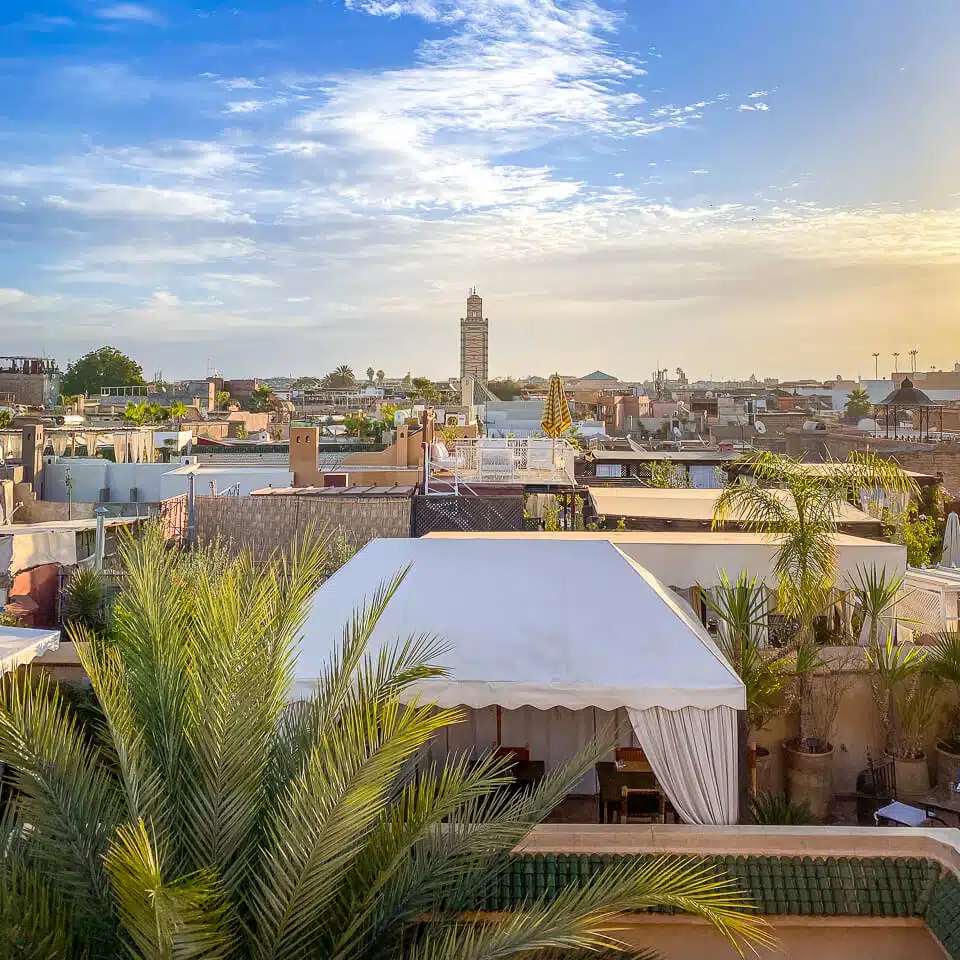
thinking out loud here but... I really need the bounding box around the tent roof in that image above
[588,487,877,526]
[0,627,59,674]
[296,538,745,711]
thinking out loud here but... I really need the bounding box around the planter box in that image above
[895,756,930,798]
[784,740,834,820]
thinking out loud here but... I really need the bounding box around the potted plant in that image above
[848,563,906,647]
[714,451,917,820]
[867,636,938,796]
[782,646,850,819]
[923,630,960,789]
[703,570,792,795]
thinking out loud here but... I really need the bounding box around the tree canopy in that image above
[61,347,144,397]
[488,379,523,401]
[246,384,274,413]
[323,365,356,388]
[844,387,873,419]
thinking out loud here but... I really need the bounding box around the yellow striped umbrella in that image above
[541,374,572,437]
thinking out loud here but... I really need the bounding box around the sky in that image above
[1,0,958,382]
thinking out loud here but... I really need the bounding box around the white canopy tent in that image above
[0,626,60,675]
[296,538,746,824]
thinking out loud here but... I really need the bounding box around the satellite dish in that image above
[754,420,766,435]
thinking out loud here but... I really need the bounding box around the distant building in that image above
[459,289,489,384]
[0,356,60,408]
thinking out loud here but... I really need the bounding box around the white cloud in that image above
[738,102,769,112]
[43,185,250,222]
[201,273,278,288]
[149,290,180,306]
[287,296,312,303]
[216,77,261,90]
[224,100,268,114]
[748,90,768,98]
[689,168,708,175]
[95,4,163,25]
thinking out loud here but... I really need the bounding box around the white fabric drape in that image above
[85,432,99,457]
[112,434,126,463]
[628,704,739,825]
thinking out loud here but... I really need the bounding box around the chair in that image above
[856,753,945,827]
[620,786,665,823]
[430,442,464,472]
[596,762,621,823]
[526,439,555,472]
[615,748,647,763]
[494,746,530,762]
[479,444,515,481]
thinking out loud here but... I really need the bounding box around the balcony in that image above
[426,437,577,490]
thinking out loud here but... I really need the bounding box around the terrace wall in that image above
[194,494,412,561]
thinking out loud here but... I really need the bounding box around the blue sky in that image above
[1,0,957,380]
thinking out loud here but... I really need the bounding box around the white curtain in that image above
[113,434,126,463]
[85,432,99,457]
[628,705,739,825]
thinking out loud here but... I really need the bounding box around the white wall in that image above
[42,458,172,503]
[484,400,546,438]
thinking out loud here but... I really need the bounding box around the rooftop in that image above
[250,484,416,498]
[588,486,878,525]
[0,517,142,536]
[589,449,739,463]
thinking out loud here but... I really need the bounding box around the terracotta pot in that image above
[935,743,960,792]
[784,739,834,820]
[894,756,930,798]
[754,746,775,796]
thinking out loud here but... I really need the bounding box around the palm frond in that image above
[103,819,233,960]
[0,806,79,960]
[404,856,773,960]
[0,671,122,942]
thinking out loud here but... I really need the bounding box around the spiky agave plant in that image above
[0,526,773,960]
[749,793,816,826]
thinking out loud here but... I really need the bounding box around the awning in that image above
[0,627,60,674]
[295,538,745,824]
[295,538,744,711]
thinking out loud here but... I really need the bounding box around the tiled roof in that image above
[471,853,960,956]
[927,871,960,957]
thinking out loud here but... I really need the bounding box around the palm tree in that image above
[843,387,872,419]
[715,452,916,745]
[324,364,356,388]
[122,401,150,427]
[168,401,188,429]
[0,530,770,959]
[703,571,792,738]
[715,452,916,627]
[366,366,375,383]
[376,369,385,386]
[216,390,232,410]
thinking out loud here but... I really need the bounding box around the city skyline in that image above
[1,0,958,377]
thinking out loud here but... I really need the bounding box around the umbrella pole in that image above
[496,704,502,748]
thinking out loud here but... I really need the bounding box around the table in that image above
[596,762,676,823]
[903,788,960,825]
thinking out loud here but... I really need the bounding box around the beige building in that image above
[459,289,489,384]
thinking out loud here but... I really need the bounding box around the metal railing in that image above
[426,437,577,491]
